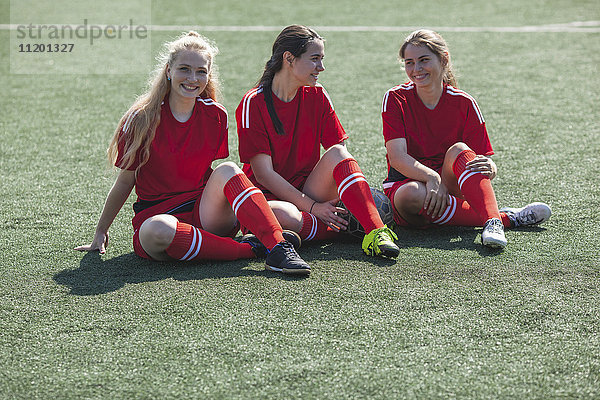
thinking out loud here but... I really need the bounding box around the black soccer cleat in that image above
[240,230,302,258]
[240,234,268,257]
[265,241,311,276]
[281,230,302,251]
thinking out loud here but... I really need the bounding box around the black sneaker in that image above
[240,234,268,257]
[281,230,301,250]
[265,241,311,276]
[240,230,302,258]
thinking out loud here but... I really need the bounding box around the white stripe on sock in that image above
[233,188,262,216]
[180,228,198,260]
[231,187,262,215]
[458,170,480,190]
[185,228,203,260]
[306,213,318,241]
[338,175,367,199]
[433,196,457,225]
[337,172,363,192]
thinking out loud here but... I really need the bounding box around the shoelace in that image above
[280,241,293,250]
[379,227,398,242]
[487,219,504,233]
[515,210,538,226]
[278,241,301,257]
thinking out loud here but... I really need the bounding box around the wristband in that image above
[309,201,317,214]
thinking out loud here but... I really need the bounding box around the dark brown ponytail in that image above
[257,25,323,135]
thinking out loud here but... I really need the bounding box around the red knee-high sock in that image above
[165,222,255,261]
[500,212,511,227]
[333,158,384,234]
[299,211,340,241]
[453,150,501,222]
[420,195,485,226]
[224,173,284,250]
[419,195,512,227]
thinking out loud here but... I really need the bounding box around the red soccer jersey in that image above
[116,97,229,201]
[381,82,493,184]
[236,84,348,192]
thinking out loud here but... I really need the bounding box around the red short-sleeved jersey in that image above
[116,97,229,201]
[236,84,348,192]
[381,82,493,185]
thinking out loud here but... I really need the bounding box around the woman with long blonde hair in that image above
[381,29,551,248]
[76,31,311,275]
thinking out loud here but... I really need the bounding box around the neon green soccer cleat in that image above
[362,225,400,258]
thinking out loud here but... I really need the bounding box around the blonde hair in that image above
[399,29,457,88]
[108,31,221,172]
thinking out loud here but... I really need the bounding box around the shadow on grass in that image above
[286,225,519,269]
[394,224,547,255]
[56,226,547,295]
[311,226,494,254]
[298,239,399,267]
[395,226,499,256]
[54,251,306,296]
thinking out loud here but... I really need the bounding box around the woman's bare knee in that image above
[211,161,242,185]
[394,183,430,225]
[445,142,471,162]
[269,201,303,231]
[139,214,178,254]
[394,182,426,215]
[322,143,352,163]
[304,144,354,200]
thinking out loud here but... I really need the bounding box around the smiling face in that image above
[289,40,325,87]
[166,49,211,102]
[403,44,446,90]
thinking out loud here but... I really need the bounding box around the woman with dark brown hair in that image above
[236,25,400,258]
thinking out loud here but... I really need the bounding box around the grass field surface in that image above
[1,0,599,398]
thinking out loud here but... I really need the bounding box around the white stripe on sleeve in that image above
[242,87,262,129]
[446,86,485,124]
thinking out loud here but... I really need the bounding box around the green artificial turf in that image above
[1,0,599,398]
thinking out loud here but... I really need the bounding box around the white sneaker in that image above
[482,218,507,248]
[499,202,552,227]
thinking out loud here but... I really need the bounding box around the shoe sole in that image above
[482,237,507,249]
[378,244,400,258]
[382,248,400,258]
[369,243,400,258]
[363,248,400,258]
[265,264,311,275]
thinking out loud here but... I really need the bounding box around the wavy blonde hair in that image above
[399,29,457,88]
[108,31,221,172]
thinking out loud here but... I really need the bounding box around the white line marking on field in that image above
[1,21,599,33]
